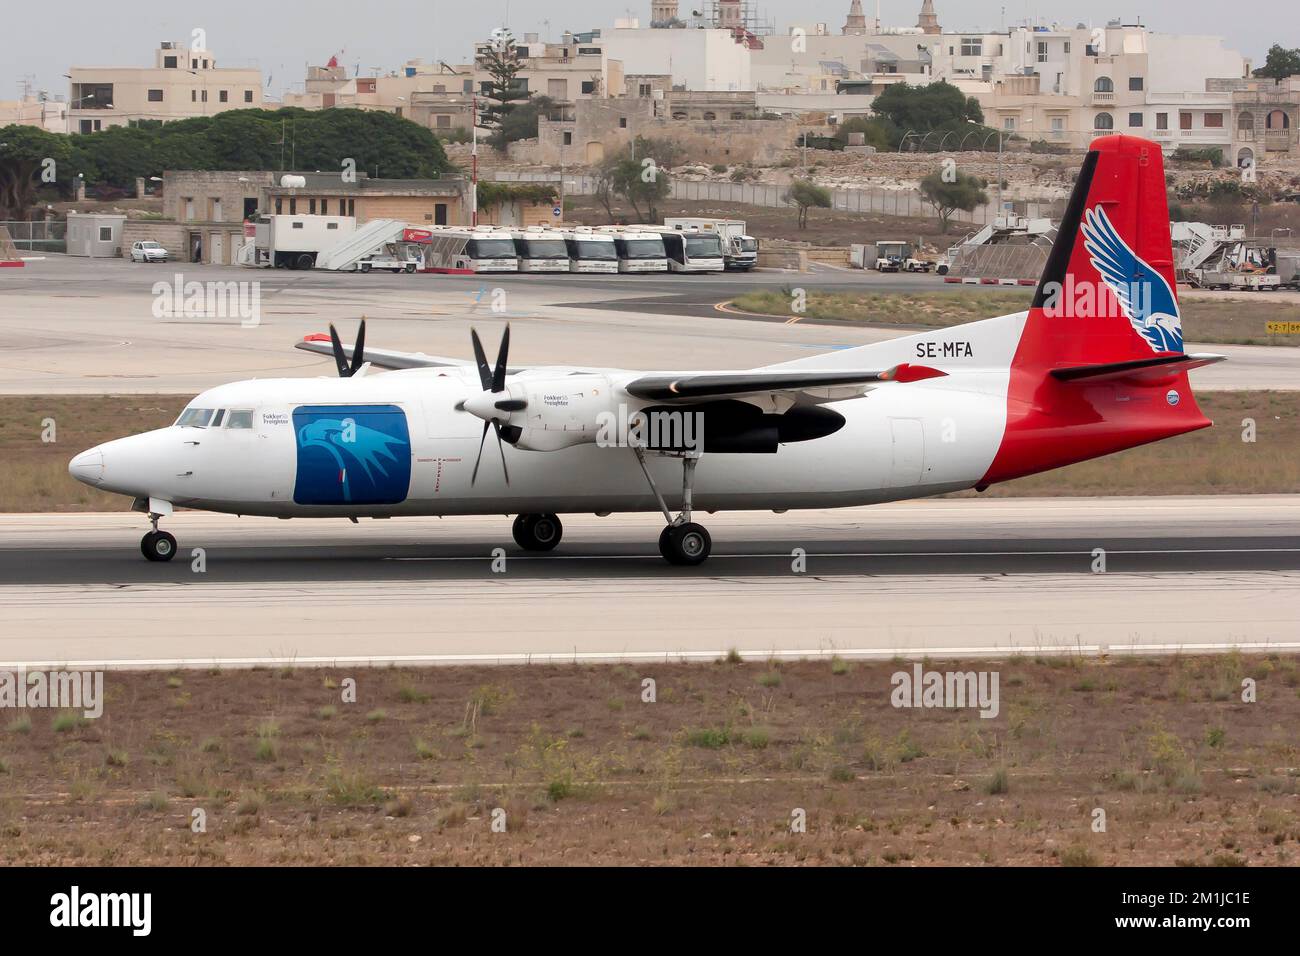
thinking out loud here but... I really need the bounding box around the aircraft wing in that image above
[622,363,947,402]
[295,334,473,371]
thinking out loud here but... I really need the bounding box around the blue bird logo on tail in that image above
[1080,206,1184,354]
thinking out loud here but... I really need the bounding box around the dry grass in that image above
[1,657,1297,865]
[732,289,1300,347]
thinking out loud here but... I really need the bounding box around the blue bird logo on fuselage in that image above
[1080,206,1184,354]
[296,417,407,503]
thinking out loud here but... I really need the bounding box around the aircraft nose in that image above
[69,448,105,486]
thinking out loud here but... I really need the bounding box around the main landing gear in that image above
[513,513,563,551]
[633,447,712,566]
[140,513,177,562]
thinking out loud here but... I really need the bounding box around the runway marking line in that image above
[6,642,1300,672]
[383,547,1300,562]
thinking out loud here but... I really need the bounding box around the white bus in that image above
[423,227,519,273]
[562,228,619,274]
[645,228,725,274]
[663,217,759,271]
[510,228,571,273]
[596,227,668,273]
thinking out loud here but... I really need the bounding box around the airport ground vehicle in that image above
[633,228,725,273]
[510,228,571,273]
[870,240,933,273]
[355,244,421,274]
[595,227,669,273]
[663,218,758,271]
[130,240,169,263]
[72,136,1222,567]
[422,227,519,273]
[255,215,356,270]
[562,228,619,273]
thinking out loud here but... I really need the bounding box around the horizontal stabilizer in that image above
[1050,353,1225,384]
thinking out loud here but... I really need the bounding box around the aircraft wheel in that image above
[512,513,563,552]
[658,522,711,566]
[141,530,178,562]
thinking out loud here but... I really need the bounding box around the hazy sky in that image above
[3,1,1293,99]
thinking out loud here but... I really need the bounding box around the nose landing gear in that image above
[140,511,177,562]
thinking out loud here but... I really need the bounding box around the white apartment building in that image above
[68,41,263,133]
[928,22,1247,152]
[602,23,752,91]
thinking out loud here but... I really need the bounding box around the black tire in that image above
[404,263,417,274]
[512,513,563,552]
[658,522,711,566]
[141,530,177,562]
[360,263,372,273]
[296,253,315,270]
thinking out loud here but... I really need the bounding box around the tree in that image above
[594,142,673,222]
[489,96,558,152]
[833,116,893,151]
[919,170,988,233]
[786,179,831,229]
[0,125,72,219]
[479,30,531,135]
[1253,45,1300,81]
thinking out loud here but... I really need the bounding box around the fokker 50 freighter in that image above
[71,135,1223,565]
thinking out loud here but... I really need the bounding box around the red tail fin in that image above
[981,135,1214,486]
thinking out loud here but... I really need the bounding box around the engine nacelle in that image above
[507,374,623,452]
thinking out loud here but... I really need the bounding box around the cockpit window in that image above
[226,410,255,429]
[211,409,226,427]
[176,408,214,428]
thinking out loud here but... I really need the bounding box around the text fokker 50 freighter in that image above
[71,136,1223,565]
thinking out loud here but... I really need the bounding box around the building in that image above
[1218,76,1300,167]
[843,1,870,36]
[602,24,753,91]
[512,90,792,166]
[928,21,1247,153]
[0,91,67,133]
[917,0,941,35]
[121,170,471,264]
[651,2,680,27]
[66,213,125,258]
[68,41,263,133]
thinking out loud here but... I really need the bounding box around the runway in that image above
[2,256,1295,393]
[1,496,1296,668]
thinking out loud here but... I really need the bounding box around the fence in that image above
[488,172,1064,228]
[0,220,66,253]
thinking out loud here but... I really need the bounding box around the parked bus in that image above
[423,227,519,273]
[562,227,619,274]
[510,228,571,273]
[663,217,759,271]
[596,227,669,273]
[640,228,725,273]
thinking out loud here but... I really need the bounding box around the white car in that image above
[130,240,169,263]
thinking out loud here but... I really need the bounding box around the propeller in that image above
[458,324,527,485]
[328,318,367,377]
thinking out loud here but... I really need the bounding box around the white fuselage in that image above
[70,316,1025,519]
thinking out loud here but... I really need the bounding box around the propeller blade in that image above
[350,318,367,375]
[471,419,489,485]
[470,328,492,391]
[493,421,510,485]
[492,323,510,393]
[328,324,351,378]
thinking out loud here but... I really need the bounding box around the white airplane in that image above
[70,135,1223,565]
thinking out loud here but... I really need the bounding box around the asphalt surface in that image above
[1,498,1296,668]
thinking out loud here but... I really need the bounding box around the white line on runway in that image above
[8,641,1300,672]
[384,547,1300,561]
